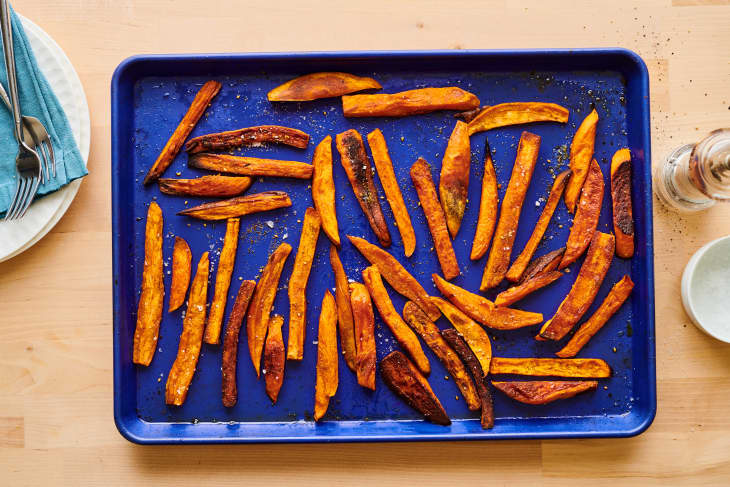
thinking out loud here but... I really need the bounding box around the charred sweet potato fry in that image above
[165,252,209,405]
[471,139,499,261]
[540,232,615,341]
[492,380,598,405]
[336,129,391,246]
[264,315,286,404]
[314,292,339,421]
[168,236,191,313]
[311,136,340,246]
[247,243,292,377]
[557,275,634,358]
[506,169,571,282]
[380,351,450,425]
[467,102,569,136]
[367,129,416,257]
[410,158,460,280]
[343,87,480,118]
[403,302,480,411]
[489,357,611,378]
[143,80,221,184]
[362,266,430,375]
[177,191,291,220]
[495,271,563,308]
[439,121,471,238]
[159,175,252,198]
[430,297,492,374]
[185,125,309,153]
[286,209,321,361]
[330,245,356,370]
[133,202,164,366]
[188,153,313,179]
[350,282,376,390]
[564,108,599,212]
[611,148,635,258]
[268,72,381,102]
[520,247,565,284]
[204,218,240,344]
[221,280,256,407]
[348,235,440,321]
[560,160,604,269]
[454,106,488,123]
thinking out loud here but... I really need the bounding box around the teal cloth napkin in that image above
[0,9,87,216]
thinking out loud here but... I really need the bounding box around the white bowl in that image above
[681,235,730,342]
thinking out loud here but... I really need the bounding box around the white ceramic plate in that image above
[0,14,90,263]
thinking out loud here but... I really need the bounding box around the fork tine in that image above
[4,176,21,220]
[43,139,55,178]
[13,177,32,220]
[18,175,39,218]
[7,176,27,220]
[37,141,49,184]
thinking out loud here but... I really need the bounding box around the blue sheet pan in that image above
[111,49,655,444]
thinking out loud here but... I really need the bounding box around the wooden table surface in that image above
[1,0,729,485]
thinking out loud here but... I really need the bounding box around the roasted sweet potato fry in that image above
[336,129,391,246]
[495,271,563,308]
[177,191,291,220]
[367,129,416,257]
[264,315,286,404]
[168,236,191,313]
[471,139,499,261]
[481,132,541,290]
[467,102,569,136]
[165,252,209,405]
[564,108,599,212]
[540,232,615,341]
[506,169,571,282]
[439,121,471,238]
[314,292,338,421]
[185,125,309,153]
[221,280,256,407]
[286,209,321,361]
[410,158,460,280]
[520,247,565,284]
[133,202,164,366]
[454,106,488,123]
[430,297,492,374]
[560,160,604,269]
[159,175,253,198]
[362,266,430,375]
[343,87,479,118]
[311,136,340,246]
[489,357,611,378]
[611,148,635,258]
[330,245,356,370]
[268,72,381,102]
[403,302,480,411]
[492,380,598,404]
[188,153,313,179]
[557,275,634,358]
[350,282,376,390]
[432,274,543,330]
[143,80,221,184]
[380,351,450,425]
[348,235,440,321]
[204,218,240,344]
[247,243,292,377]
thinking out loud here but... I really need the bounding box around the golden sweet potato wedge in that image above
[492,380,598,404]
[560,160,604,269]
[362,266,430,375]
[221,280,256,407]
[439,121,471,238]
[343,87,480,118]
[143,80,221,184]
[286,208,321,361]
[314,292,339,421]
[557,275,634,358]
[367,129,416,257]
[540,232,615,341]
[380,351,450,425]
[471,139,499,261]
[348,235,440,321]
[403,302,480,411]
[311,136,340,246]
[481,132,541,290]
[430,297,492,374]
[159,175,252,198]
[489,357,611,378]
[611,148,635,258]
[168,236,191,313]
[177,191,291,220]
[336,129,391,247]
[564,108,599,212]
[268,72,381,102]
[330,245,356,370]
[247,243,292,377]
[188,153,313,179]
[204,218,240,344]
[520,247,565,284]
[185,125,309,153]
[133,202,164,366]
[350,282,376,390]
[411,157,460,280]
[264,315,286,404]
[467,102,569,136]
[506,169,571,282]
[165,252,209,405]
[495,271,563,308]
